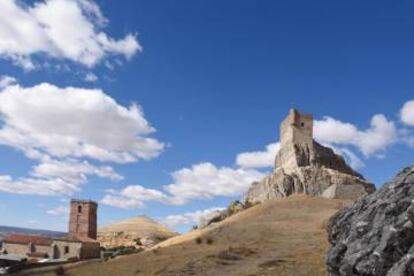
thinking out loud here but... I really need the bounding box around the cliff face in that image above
[246,109,375,204]
[326,166,414,276]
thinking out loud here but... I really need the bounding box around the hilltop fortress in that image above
[246,109,375,203]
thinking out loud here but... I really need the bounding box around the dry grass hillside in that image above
[34,194,348,276]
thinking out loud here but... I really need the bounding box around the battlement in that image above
[280,109,313,146]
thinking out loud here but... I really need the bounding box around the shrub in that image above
[134,238,142,246]
[195,237,203,244]
[206,237,214,245]
[227,200,245,216]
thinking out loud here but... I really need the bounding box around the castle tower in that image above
[280,109,313,147]
[275,109,314,171]
[68,199,97,240]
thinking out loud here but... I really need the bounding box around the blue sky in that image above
[0,0,414,233]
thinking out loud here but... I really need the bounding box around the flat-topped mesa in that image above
[245,109,375,204]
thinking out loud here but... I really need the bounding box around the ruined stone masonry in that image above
[245,109,375,203]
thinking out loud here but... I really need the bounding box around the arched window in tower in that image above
[78,205,82,213]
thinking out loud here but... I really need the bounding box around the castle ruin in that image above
[246,109,375,203]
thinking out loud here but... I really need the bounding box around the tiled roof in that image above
[3,234,53,246]
[54,234,99,244]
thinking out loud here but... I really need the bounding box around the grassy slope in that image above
[37,194,347,276]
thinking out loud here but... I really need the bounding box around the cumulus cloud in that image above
[46,205,69,215]
[0,0,141,70]
[0,82,164,163]
[101,162,264,209]
[236,142,280,169]
[164,163,264,203]
[314,114,397,157]
[0,80,163,196]
[102,185,169,209]
[32,158,123,183]
[400,100,414,126]
[0,175,80,195]
[0,75,17,89]
[162,207,225,228]
[0,158,122,195]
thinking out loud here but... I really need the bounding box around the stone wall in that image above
[51,240,100,260]
[2,243,28,255]
[80,242,100,259]
[52,240,82,260]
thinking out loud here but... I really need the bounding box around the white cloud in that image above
[102,162,264,209]
[0,75,17,89]
[32,158,123,182]
[400,100,414,126]
[236,142,280,169]
[162,207,225,228]
[0,0,141,69]
[46,205,69,215]
[102,185,169,209]
[0,82,164,163]
[0,175,80,195]
[0,158,122,195]
[314,114,397,157]
[84,72,98,82]
[164,163,264,204]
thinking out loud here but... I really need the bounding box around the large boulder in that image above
[326,166,414,276]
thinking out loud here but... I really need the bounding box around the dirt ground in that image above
[23,194,348,276]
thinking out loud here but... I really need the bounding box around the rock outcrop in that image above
[246,109,375,204]
[98,216,177,249]
[326,166,414,276]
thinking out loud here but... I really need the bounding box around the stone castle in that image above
[246,109,375,203]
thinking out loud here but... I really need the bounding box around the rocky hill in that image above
[98,216,177,249]
[327,166,414,276]
[246,109,375,203]
[38,195,349,276]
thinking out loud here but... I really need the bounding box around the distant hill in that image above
[0,225,66,240]
[98,215,177,249]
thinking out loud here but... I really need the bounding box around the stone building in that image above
[1,199,100,261]
[246,109,375,203]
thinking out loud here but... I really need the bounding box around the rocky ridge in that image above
[326,166,414,276]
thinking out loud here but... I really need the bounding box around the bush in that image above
[134,238,142,246]
[206,237,214,245]
[227,200,244,216]
[195,237,203,244]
